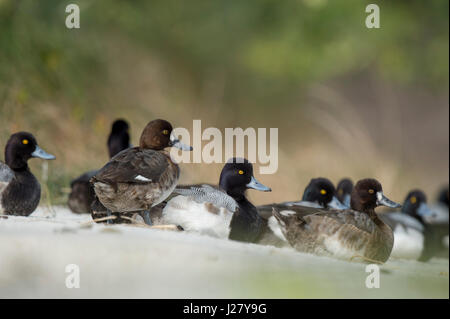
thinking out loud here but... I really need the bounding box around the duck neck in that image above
[5,149,29,172]
[228,195,264,243]
[235,196,256,216]
[352,197,390,231]
[403,203,425,224]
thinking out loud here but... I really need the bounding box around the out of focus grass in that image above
[0,0,448,205]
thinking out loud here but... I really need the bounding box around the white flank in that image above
[268,216,287,242]
[323,232,361,260]
[161,195,233,239]
[390,224,424,260]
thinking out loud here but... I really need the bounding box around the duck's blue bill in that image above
[170,135,193,151]
[417,202,435,217]
[376,192,401,208]
[327,196,349,210]
[31,146,56,160]
[246,176,271,192]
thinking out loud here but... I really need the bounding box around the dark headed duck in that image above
[90,119,192,225]
[273,178,401,263]
[162,157,272,243]
[0,132,55,216]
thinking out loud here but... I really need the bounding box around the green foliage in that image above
[0,0,448,108]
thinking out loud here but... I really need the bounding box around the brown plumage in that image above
[273,178,401,263]
[90,119,191,224]
[92,148,179,212]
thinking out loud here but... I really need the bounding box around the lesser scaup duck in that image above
[68,119,131,214]
[257,177,347,220]
[336,178,354,208]
[273,178,401,263]
[161,158,272,243]
[0,132,55,216]
[90,119,192,225]
[380,190,439,261]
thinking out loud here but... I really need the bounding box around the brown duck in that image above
[273,178,401,263]
[90,119,192,225]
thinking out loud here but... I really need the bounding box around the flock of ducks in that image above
[1,119,448,264]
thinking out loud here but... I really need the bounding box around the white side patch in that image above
[161,195,233,239]
[135,175,152,182]
[268,216,287,242]
[390,224,424,260]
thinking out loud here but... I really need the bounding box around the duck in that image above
[161,157,272,243]
[68,119,131,214]
[257,177,347,220]
[336,178,354,208]
[379,190,446,261]
[0,132,55,216]
[272,178,401,263]
[90,119,192,225]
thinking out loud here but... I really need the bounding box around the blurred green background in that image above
[0,0,448,206]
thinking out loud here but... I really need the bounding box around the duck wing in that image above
[273,209,377,258]
[0,161,14,194]
[308,210,376,234]
[272,209,377,241]
[257,201,321,219]
[93,148,169,184]
[173,184,238,213]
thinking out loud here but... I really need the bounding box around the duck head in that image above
[350,178,401,212]
[219,158,271,200]
[402,190,435,223]
[5,132,55,170]
[139,119,192,151]
[111,119,129,134]
[302,177,347,209]
[108,119,131,158]
[336,178,354,208]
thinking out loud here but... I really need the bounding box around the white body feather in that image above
[390,224,424,260]
[161,195,233,239]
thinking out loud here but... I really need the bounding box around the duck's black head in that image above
[139,119,192,151]
[108,119,131,158]
[4,132,55,171]
[336,178,354,206]
[402,190,435,223]
[219,158,271,200]
[111,119,129,134]
[437,186,449,207]
[350,178,401,212]
[302,177,347,209]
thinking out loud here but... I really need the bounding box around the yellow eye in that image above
[238,170,244,175]
[410,196,417,204]
[338,189,343,196]
[22,139,29,145]
[368,189,375,194]
[320,189,327,195]
[162,129,169,135]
